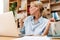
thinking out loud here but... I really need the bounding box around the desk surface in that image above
[0,36,60,40]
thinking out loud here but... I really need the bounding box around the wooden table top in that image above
[0,36,60,40]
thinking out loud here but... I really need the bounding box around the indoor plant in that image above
[9,2,17,16]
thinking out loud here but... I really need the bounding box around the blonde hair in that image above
[30,1,43,8]
[30,1,44,13]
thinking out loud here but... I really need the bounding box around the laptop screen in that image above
[0,11,19,37]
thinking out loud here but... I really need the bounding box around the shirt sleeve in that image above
[20,17,27,34]
[20,26,25,34]
[20,16,29,34]
[20,16,33,34]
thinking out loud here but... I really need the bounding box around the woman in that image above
[20,1,50,36]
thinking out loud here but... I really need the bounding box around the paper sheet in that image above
[14,36,51,40]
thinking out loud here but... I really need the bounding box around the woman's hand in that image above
[19,14,26,28]
[19,19,24,29]
[50,18,55,22]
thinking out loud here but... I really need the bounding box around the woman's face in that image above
[29,3,40,16]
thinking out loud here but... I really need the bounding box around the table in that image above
[0,36,60,40]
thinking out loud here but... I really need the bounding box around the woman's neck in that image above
[33,12,41,24]
[34,14,41,24]
[34,13,41,20]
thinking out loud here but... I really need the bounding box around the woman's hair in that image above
[30,1,44,13]
[42,9,50,18]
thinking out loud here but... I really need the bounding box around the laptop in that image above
[47,22,60,38]
[0,11,20,37]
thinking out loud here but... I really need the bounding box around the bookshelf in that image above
[41,0,60,18]
[9,0,27,13]
[9,0,17,7]
[50,2,60,6]
[9,0,60,15]
[50,0,60,21]
[41,0,60,20]
[50,0,60,11]
[40,0,49,3]
[9,1,17,4]
[41,0,50,9]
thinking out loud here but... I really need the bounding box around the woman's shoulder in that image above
[42,17,50,24]
[24,16,33,22]
[43,17,49,21]
[41,17,49,23]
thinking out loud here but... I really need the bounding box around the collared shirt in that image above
[20,16,49,35]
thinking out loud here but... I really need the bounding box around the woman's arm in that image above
[42,21,51,36]
[19,19,25,34]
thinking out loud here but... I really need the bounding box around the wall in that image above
[4,0,9,12]
[0,0,4,14]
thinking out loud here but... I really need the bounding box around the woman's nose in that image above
[30,7,36,11]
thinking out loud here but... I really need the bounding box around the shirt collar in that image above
[31,16,43,23]
[38,16,43,23]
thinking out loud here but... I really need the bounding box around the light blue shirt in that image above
[20,16,49,35]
